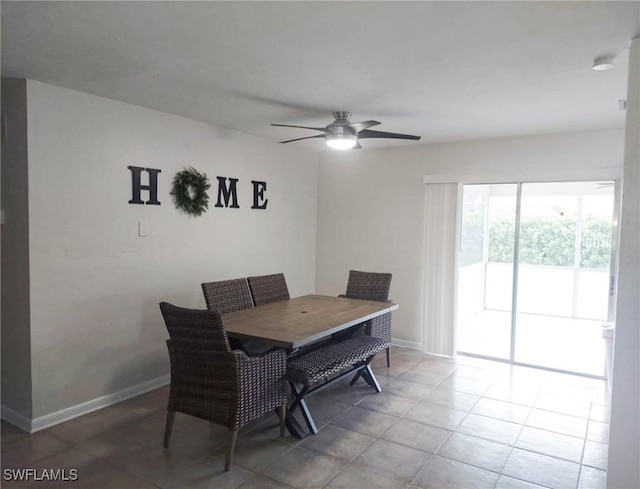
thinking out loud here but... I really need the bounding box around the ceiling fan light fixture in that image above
[326,133,357,150]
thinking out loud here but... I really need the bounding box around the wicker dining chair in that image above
[201,278,275,356]
[247,273,290,306]
[201,278,254,314]
[159,302,287,471]
[343,270,393,367]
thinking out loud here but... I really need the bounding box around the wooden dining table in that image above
[223,294,399,437]
[223,294,399,351]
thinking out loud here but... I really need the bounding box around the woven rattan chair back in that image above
[201,278,254,314]
[247,273,290,306]
[345,270,392,302]
[160,301,233,352]
[344,270,393,367]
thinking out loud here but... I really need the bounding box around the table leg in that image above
[349,369,364,386]
[361,365,382,393]
[285,412,306,439]
[297,397,318,434]
[287,382,318,438]
[284,357,383,438]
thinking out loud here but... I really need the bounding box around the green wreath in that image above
[170,167,212,216]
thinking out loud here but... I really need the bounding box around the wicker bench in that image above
[285,335,387,435]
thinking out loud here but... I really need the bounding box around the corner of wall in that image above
[1,77,33,422]
[607,35,640,489]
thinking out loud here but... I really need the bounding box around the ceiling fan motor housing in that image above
[328,125,356,136]
[332,111,352,121]
[328,112,356,135]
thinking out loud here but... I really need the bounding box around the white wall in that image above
[1,79,33,419]
[24,81,319,419]
[608,36,640,489]
[316,129,624,348]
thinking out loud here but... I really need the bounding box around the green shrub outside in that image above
[487,215,611,268]
[579,217,614,269]
[459,208,485,266]
[460,210,612,269]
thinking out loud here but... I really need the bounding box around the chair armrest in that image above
[235,348,287,422]
[235,348,287,380]
[165,338,240,426]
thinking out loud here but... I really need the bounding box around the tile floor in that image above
[457,309,606,376]
[1,347,610,489]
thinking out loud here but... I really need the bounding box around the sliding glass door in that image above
[457,184,517,360]
[456,180,617,377]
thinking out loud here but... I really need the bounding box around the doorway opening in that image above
[456,181,618,377]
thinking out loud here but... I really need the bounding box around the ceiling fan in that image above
[271,111,421,150]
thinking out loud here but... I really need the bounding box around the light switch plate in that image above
[138,221,148,237]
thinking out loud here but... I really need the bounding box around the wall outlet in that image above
[138,221,148,237]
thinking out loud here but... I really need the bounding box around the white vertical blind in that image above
[423,183,459,355]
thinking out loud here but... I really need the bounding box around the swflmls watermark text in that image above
[3,468,78,482]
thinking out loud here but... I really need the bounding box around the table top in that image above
[222,294,399,349]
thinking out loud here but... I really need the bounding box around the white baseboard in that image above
[0,405,32,433]
[2,375,170,434]
[391,337,422,350]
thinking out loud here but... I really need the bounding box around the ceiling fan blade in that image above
[349,120,381,133]
[278,134,325,144]
[357,129,421,140]
[271,124,329,133]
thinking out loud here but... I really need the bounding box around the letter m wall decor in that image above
[214,176,240,209]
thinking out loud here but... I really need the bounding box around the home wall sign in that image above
[127,166,268,213]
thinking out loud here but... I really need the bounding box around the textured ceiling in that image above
[2,1,639,150]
